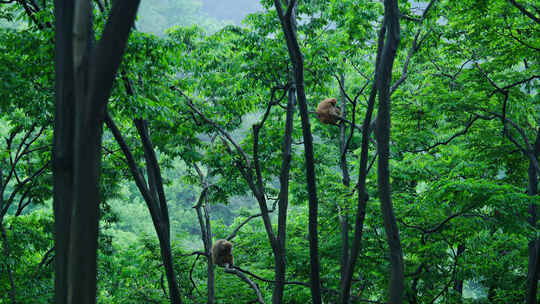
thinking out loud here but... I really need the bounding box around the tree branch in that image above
[508,0,540,24]
[178,89,252,170]
[86,0,141,116]
[104,113,153,206]
[224,266,266,304]
[390,0,437,95]
[406,115,480,153]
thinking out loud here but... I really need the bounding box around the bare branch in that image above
[188,254,202,297]
[406,115,480,153]
[224,266,266,304]
[400,14,421,22]
[233,265,308,287]
[226,211,272,241]
[508,0,540,24]
[5,160,49,215]
[35,246,55,274]
[104,113,152,205]
[178,89,252,170]
[501,74,540,91]
[390,0,437,95]
[400,211,470,234]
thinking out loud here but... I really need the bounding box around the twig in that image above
[405,115,480,153]
[189,254,202,296]
[224,266,266,303]
[232,265,308,287]
[390,0,437,95]
[226,212,268,241]
[35,246,55,275]
[508,0,540,24]
[178,89,252,170]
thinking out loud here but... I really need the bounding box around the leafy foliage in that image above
[1,0,539,303]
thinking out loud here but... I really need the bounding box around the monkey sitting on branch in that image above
[316,98,341,125]
[316,97,366,132]
[211,239,234,268]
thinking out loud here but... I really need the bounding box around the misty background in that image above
[137,0,263,35]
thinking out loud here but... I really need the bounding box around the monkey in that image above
[316,98,341,125]
[211,239,234,268]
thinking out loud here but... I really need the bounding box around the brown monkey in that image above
[316,98,341,124]
[211,239,234,268]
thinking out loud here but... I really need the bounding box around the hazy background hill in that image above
[201,0,261,25]
[137,0,262,35]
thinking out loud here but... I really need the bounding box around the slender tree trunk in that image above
[193,165,215,304]
[273,2,322,302]
[272,84,295,304]
[454,244,465,302]
[107,116,183,304]
[133,119,183,304]
[526,130,540,304]
[338,72,350,285]
[203,201,215,304]
[295,47,322,304]
[339,72,350,188]
[375,1,403,303]
[339,23,386,304]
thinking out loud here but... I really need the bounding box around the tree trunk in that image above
[338,72,350,286]
[195,165,215,304]
[105,115,183,304]
[133,119,183,304]
[192,174,215,304]
[454,244,465,303]
[67,94,103,304]
[375,1,404,303]
[526,160,540,304]
[272,84,295,304]
[339,72,351,189]
[52,2,75,304]
[204,201,215,304]
[272,2,322,302]
[158,235,182,304]
[526,130,540,304]
[53,1,141,303]
[339,23,386,304]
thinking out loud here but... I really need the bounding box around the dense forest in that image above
[0,0,539,303]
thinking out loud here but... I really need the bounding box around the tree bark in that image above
[339,23,386,304]
[134,119,182,304]
[454,244,465,302]
[338,72,350,287]
[272,84,295,304]
[105,115,183,304]
[272,1,322,302]
[193,164,215,304]
[53,1,140,303]
[375,1,404,303]
[526,130,540,304]
[339,72,350,189]
[203,199,215,304]
[52,2,75,304]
